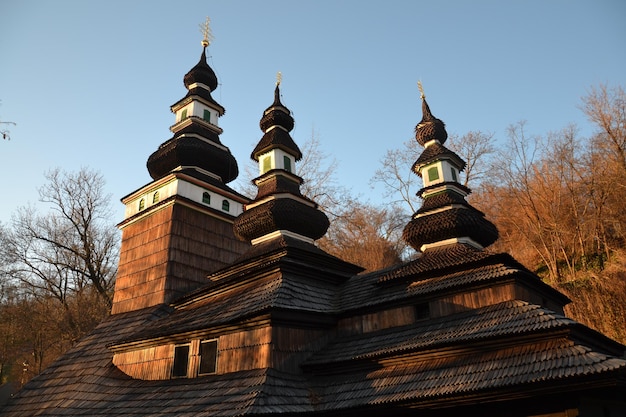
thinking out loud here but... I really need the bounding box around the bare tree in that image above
[581,84,626,173]
[318,200,407,271]
[371,139,421,213]
[1,120,15,140]
[1,100,16,140]
[446,131,496,187]
[7,168,119,311]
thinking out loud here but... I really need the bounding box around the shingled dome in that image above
[184,47,218,92]
[415,98,448,146]
[252,85,302,161]
[404,91,498,252]
[146,46,239,184]
[235,82,328,243]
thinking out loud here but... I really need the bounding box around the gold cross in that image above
[200,16,213,47]
[417,80,425,99]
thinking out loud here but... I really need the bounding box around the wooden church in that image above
[2,25,626,417]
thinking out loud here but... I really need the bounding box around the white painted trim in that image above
[264,125,289,133]
[251,230,314,246]
[245,193,315,210]
[420,237,483,252]
[173,165,222,182]
[187,82,212,91]
[414,204,467,218]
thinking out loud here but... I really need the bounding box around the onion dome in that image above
[415,97,448,146]
[234,79,329,244]
[403,88,498,252]
[252,84,302,161]
[183,48,218,92]
[146,44,238,184]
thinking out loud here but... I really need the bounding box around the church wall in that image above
[430,284,518,317]
[272,326,334,373]
[112,201,249,314]
[337,306,417,336]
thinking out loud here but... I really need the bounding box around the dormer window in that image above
[199,340,218,375]
[172,344,190,378]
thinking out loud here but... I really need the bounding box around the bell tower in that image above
[112,19,250,314]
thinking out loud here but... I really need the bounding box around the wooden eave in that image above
[303,328,577,374]
[108,314,272,353]
[170,93,225,115]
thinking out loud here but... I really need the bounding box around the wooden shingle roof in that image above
[303,300,591,367]
[313,338,626,411]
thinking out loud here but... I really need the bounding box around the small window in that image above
[172,345,190,378]
[262,156,271,173]
[283,155,292,172]
[427,166,440,182]
[222,200,230,212]
[153,191,160,204]
[181,109,188,120]
[450,167,458,182]
[203,109,211,123]
[138,198,145,211]
[202,191,211,204]
[415,302,430,320]
[199,340,218,375]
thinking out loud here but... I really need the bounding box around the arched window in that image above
[222,200,230,212]
[153,191,160,204]
[138,198,145,211]
[202,192,211,204]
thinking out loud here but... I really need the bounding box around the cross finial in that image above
[200,16,213,47]
[276,71,282,86]
[418,80,425,99]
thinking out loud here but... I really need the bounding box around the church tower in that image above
[111,20,250,314]
[403,84,498,252]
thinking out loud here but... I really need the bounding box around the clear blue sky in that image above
[1,0,625,224]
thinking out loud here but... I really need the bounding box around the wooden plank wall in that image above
[113,345,173,380]
[112,202,250,314]
[338,306,416,337]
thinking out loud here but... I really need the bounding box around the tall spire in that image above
[146,18,238,184]
[403,86,498,252]
[234,77,329,245]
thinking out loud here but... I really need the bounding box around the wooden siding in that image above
[219,327,272,373]
[338,306,416,336]
[272,326,333,373]
[112,203,249,314]
[113,344,173,380]
[430,283,517,317]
